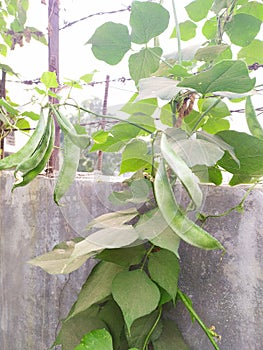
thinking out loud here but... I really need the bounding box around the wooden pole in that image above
[48,0,60,172]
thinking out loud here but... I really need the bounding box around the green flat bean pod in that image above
[12,117,55,190]
[54,133,81,205]
[154,159,224,250]
[14,116,53,177]
[0,110,48,170]
[51,105,90,149]
[245,96,263,139]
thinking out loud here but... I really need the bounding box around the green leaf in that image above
[87,22,131,65]
[194,45,229,62]
[68,262,124,320]
[53,305,106,350]
[153,319,189,350]
[237,1,263,21]
[202,17,217,40]
[185,0,213,22]
[99,299,124,350]
[87,208,138,230]
[172,138,224,167]
[96,245,146,267]
[217,130,263,177]
[112,270,160,332]
[54,134,81,205]
[130,1,170,44]
[129,47,163,85]
[150,225,181,258]
[148,249,180,301]
[74,329,113,350]
[21,111,40,121]
[245,96,263,139]
[169,64,191,78]
[193,165,223,185]
[128,311,160,349]
[178,60,256,94]
[202,118,230,134]
[80,71,96,84]
[212,0,234,14]
[154,160,224,250]
[137,77,182,106]
[238,39,263,65]
[28,239,98,274]
[120,139,152,174]
[200,97,230,118]
[160,134,203,208]
[40,71,58,88]
[225,14,261,47]
[171,20,197,41]
[15,118,30,132]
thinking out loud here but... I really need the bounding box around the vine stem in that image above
[140,244,155,271]
[142,306,162,350]
[178,289,221,350]
[199,182,257,224]
[59,102,153,134]
[171,0,182,65]
[190,97,221,134]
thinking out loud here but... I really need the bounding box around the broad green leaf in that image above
[172,138,224,167]
[178,60,256,94]
[96,245,146,267]
[154,160,224,250]
[120,139,152,174]
[135,208,180,257]
[202,17,217,40]
[169,64,191,78]
[193,165,223,185]
[121,96,157,117]
[87,208,138,230]
[54,134,81,205]
[0,63,17,75]
[87,22,131,65]
[237,1,263,21]
[15,118,30,133]
[150,225,181,258]
[128,311,160,349]
[80,71,96,84]
[225,14,261,47]
[130,1,169,44]
[161,134,203,208]
[68,262,124,320]
[197,130,240,165]
[0,44,7,56]
[185,0,213,22]
[112,270,160,332]
[217,130,263,177]
[148,249,180,301]
[194,45,229,62]
[74,329,113,350]
[82,226,139,250]
[53,305,106,350]
[129,47,163,85]
[137,77,182,107]
[40,71,58,88]
[229,174,255,186]
[22,111,40,121]
[199,97,230,119]
[202,117,230,134]
[153,319,189,350]
[28,239,97,274]
[245,96,263,139]
[171,20,197,41]
[238,40,263,65]
[99,299,124,350]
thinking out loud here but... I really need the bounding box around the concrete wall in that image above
[0,171,262,350]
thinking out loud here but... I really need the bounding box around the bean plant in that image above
[0,1,263,349]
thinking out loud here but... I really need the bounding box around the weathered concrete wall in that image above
[0,172,262,350]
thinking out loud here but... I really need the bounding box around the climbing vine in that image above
[1,1,263,349]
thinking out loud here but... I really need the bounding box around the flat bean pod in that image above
[154,159,224,250]
[15,116,52,177]
[51,105,90,149]
[12,117,55,190]
[0,110,47,170]
[54,133,81,205]
[245,96,263,139]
